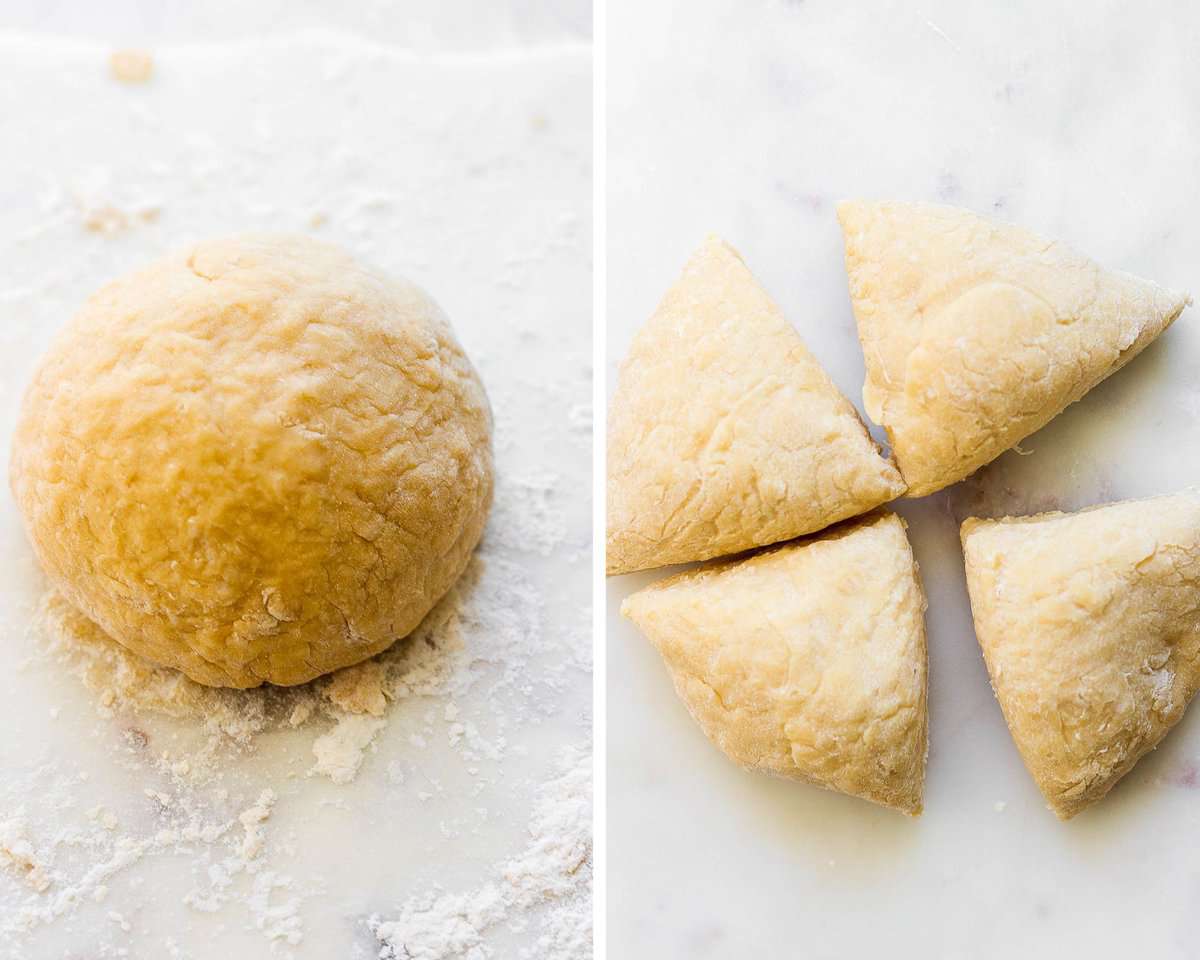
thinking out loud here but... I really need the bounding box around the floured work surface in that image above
[0,30,591,959]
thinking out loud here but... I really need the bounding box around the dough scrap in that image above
[606,236,905,576]
[839,201,1189,497]
[961,491,1200,819]
[622,511,928,815]
[10,234,493,688]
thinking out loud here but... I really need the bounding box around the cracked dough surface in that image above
[839,200,1189,497]
[961,491,1200,819]
[606,236,904,576]
[9,234,493,688]
[622,511,928,814]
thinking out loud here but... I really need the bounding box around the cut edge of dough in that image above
[622,510,928,817]
[838,199,1191,499]
[605,234,906,577]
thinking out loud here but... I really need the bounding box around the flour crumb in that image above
[239,789,277,860]
[286,701,313,727]
[87,805,119,831]
[311,715,386,784]
[248,870,304,947]
[323,660,388,716]
[110,49,154,84]
[0,819,52,892]
[107,910,132,931]
[144,788,173,810]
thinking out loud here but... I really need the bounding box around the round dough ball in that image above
[10,235,493,688]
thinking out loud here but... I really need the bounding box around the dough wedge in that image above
[961,491,1200,818]
[622,511,928,815]
[839,201,1189,497]
[607,236,905,575]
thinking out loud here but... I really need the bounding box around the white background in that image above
[0,2,591,958]
[607,1,1200,958]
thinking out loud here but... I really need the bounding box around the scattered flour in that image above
[3,484,585,957]
[238,789,277,860]
[490,471,571,557]
[311,716,388,785]
[33,549,547,789]
[369,746,592,960]
[0,819,52,893]
[0,764,298,952]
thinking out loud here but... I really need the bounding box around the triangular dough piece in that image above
[622,511,928,815]
[961,491,1200,819]
[839,201,1189,497]
[606,236,905,576]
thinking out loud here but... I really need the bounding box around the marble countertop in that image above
[0,3,591,958]
[0,0,591,50]
[607,1,1200,957]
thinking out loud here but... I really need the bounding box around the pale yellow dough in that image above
[606,236,905,576]
[961,492,1200,819]
[622,512,928,815]
[10,234,493,688]
[839,201,1189,497]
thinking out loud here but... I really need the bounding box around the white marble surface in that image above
[0,4,591,958]
[0,0,591,50]
[607,1,1200,957]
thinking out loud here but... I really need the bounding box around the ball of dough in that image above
[10,235,493,688]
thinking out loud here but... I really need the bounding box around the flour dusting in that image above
[369,746,592,960]
[33,550,547,788]
[3,475,586,956]
[0,453,581,956]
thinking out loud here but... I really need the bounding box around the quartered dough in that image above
[606,236,905,576]
[10,235,493,688]
[961,492,1200,819]
[839,201,1189,497]
[622,511,928,814]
